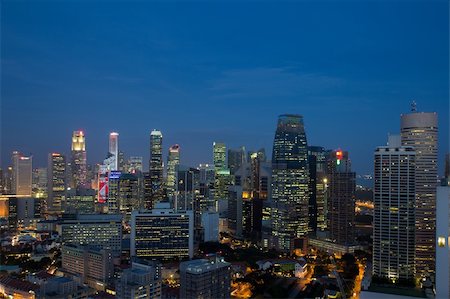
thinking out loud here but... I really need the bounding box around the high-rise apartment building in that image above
[180,255,231,299]
[373,135,416,281]
[327,149,355,246]
[130,202,193,260]
[47,153,66,214]
[401,110,438,277]
[71,130,87,189]
[12,151,32,196]
[167,144,180,198]
[271,114,309,252]
[150,130,164,202]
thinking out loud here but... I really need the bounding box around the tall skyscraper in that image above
[71,130,87,189]
[166,144,180,198]
[127,156,144,174]
[307,146,329,235]
[435,186,450,299]
[11,151,32,196]
[401,109,438,277]
[109,132,119,171]
[327,149,355,246]
[271,114,309,252]
[373,135,416,282]
[150,130,164,202]
[47,153,66,214]
[180,255,231,299]
[213,142,231,207]
[228,146,246,175]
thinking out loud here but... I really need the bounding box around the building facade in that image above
[47,153,66,214]
[71,130,88,189]
[400,111,438,277]
[373,135,416,281]
[150,130,165,203]
[435,186,450,299]
[180,255,231,299]
[271,114,310,251]
[130,202,194,260]
[167,144,180,198]
[12,151,32,196]
[327,150,355,246]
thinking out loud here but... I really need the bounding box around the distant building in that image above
[401,110,438,277]
[435,186,450,298]
[116,258,162,299]
[0,196,40,231]
[47,153,66,214]
[109,132,119,171]
[228,146,246,175]
[227,185,243,238]
[308,146,329,234]
[12,151,32,196]
[71,130,88,189]
[64,188,96,214]
[58,214,123,256]
[327,149,355,246]
[373,135,416,281]
[167,144,180,198]
[180,255,231,299]
[130,202,193,260]
[150,130,165,203]
[127,156,144,174]
[213,142,231,205]
[61,244,113,291]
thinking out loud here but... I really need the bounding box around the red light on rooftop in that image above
[336,150,343,160]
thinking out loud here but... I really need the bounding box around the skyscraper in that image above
[71,130,87,189]
[307,146,329,235]
[271,114,309,252]
[327,149,355,246]
[47,153,66,214]
[167,144,180,198]
[109,132,119,171]
[228,146,246,175]
[213,142,231,207]
[150,130,164,202]
[11,151,32,196]
[401,110,438,277]
[373,135,416,282]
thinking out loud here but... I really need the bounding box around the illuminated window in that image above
[438,236,446,247]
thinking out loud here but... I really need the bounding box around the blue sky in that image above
[1,0,448,175]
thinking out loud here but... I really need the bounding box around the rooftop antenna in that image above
[411,100,417,112]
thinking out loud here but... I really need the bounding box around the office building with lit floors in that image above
[373,135,416,282]
[436,186,450,299]
[401,108,438,277]
[58,214,123,256]
[47,153,66,214]
[271,114,310,252]
[327,149,356,246]
[150,130,165,203]
[180,255,231,299]
[11,151,33,196]
[131,202,193,260]
[71,130,88,189]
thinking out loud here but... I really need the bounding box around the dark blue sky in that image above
[1,1,448,175]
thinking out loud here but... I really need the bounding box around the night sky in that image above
[1,1,448,175]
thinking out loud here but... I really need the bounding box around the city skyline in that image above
[1,1,448,175]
